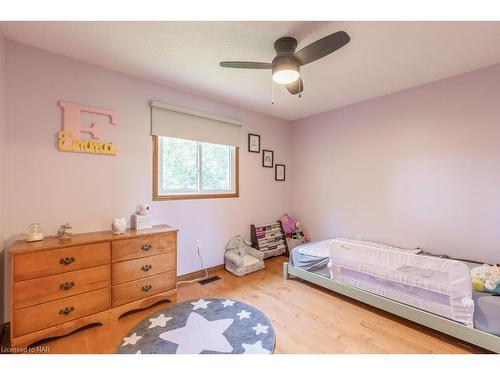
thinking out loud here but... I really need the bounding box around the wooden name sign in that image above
[58,101,118,156]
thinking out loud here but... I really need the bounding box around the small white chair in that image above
[224,235,265,276]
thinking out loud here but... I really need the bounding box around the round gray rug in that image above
[116,298,276,354]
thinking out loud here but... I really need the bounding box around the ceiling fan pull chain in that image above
[299,79,302,98]
[271,80,275,105]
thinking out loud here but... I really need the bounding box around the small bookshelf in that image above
[250,221,289,258]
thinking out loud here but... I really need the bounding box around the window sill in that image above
[153,192,240,201]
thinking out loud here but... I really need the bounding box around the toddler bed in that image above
[285,238,500,353]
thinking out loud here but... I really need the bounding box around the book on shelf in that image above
[260,245,286,253]
[257,234,283,241]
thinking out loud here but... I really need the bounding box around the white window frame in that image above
[154,136,239,200]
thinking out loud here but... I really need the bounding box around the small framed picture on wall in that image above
[262,149,274,168]
[275,164,286,181]
[248,133,260,153]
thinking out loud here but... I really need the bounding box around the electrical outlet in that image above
[196,240,202,249]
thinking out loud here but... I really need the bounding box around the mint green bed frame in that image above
[283,262,500,353]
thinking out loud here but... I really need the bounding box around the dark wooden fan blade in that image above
[294,31,350,66]
[286,78,304,95]
[220,61,272,69]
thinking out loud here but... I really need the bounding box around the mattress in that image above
[289,239,332,277]
[289,238,500,335]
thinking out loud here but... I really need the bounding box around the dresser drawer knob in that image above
[59,306,75,315]
[59,257,75,265]
[141,244,152,251]
[141,284,152,292]
[59,281,75,291]
[141,264,152,272]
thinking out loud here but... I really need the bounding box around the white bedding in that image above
[293,239,332,258]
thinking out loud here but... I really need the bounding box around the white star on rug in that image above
[122,333,142,346]
[221,299,235,307]
[236,310,251,319]
[252,323,269,335]
[148,313,172,329]
[242,341,271,354]
[191,298,211,310]
[159,312,234,354]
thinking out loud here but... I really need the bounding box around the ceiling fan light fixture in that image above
[272,59,300,85]
[272,69,300,84]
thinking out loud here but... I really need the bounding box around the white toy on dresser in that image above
[112,217,127,234]
[132,204,152,230]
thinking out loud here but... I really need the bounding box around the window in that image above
[153,136,239,200]
[150,101,241,200]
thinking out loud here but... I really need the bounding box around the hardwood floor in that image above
[7,256,487,354]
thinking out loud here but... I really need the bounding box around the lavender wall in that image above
[291,64,500,264]
[3,42,292,320]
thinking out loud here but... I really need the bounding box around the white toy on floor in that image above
[224,235,265,277]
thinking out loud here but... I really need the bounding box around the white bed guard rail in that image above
[328,239,474,327]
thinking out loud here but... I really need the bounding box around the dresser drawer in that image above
[112,252,176,285]
[112,271,176,307]
[14,265,110,309]
[13,288,110,337]
[112,233,176,262]
[14,242,111,281]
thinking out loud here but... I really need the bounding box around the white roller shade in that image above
[151,101,241,147]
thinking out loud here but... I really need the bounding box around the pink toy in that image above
[280,214,296,234]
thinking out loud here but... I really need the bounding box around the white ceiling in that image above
[2,21,500,121]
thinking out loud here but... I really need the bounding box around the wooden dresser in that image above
[9,224,177,348]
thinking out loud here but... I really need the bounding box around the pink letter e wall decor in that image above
[57,101,118,156]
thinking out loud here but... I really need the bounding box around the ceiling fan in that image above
[219,31,350,96]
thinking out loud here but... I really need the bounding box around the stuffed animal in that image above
[112,217,127,234]
[470,264,500,294]
[280,214,296,234]
[295,221,302,233]
[57,223,72,239]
